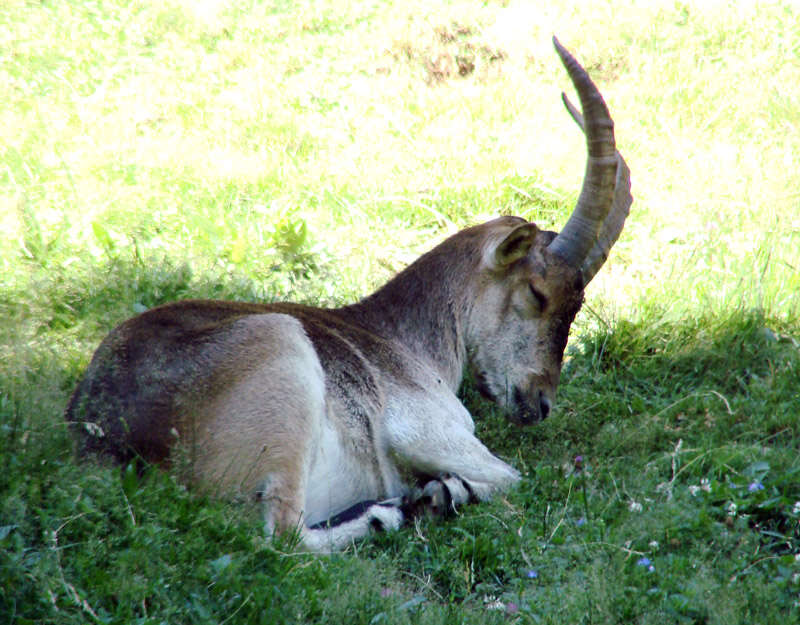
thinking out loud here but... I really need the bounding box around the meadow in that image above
[1,0,799,623]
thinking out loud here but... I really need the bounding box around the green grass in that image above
[2,0,799,623]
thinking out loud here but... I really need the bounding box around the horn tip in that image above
[552,36,568,59]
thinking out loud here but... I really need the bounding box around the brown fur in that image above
[65,218,587,548]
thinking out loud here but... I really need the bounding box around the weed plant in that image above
[1,1,799,623]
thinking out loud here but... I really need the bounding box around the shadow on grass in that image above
[1,269,798,623]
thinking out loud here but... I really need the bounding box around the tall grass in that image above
[1,1,799,623]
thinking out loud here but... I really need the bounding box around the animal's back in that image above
[66,300,291,464]
[65,299,394,471]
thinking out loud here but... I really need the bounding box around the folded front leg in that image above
[385,394,521,508]
[403,474,477,519]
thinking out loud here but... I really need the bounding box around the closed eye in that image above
[529,284,547,311]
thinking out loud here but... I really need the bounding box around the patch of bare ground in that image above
[388,22,506,85]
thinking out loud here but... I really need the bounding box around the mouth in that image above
[510,387,550,426]
[508,408,540,427]
[473,373,552,425]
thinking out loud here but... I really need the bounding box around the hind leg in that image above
[188,313,401,552]
[176,312,404,552]
[299,503,403,552]
[252,423,404,553]
[259,470,403,553]
[183,314,322,537]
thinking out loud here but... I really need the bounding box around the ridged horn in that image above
[547,37,621,277]
[560,94,633,285]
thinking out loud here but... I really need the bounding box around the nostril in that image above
[539,393,551,419]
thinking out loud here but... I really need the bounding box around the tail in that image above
[64,374,136,464]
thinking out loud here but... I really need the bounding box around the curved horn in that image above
[560,94,633,285]
[547,37,619,272]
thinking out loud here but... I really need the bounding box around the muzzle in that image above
[510,387,551,426]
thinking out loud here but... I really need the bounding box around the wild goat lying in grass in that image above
[66,38,632,552]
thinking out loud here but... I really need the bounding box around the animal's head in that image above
[463,38,632,426]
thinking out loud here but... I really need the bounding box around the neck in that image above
[340,236,481,390]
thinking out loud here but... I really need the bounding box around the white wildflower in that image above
[793,501,800,516]
[628,500,643,513]
[701,478,711,492]
[688,485,700,496]
[649,540,660,551]
[82,421,105,438]
[726,502,738,517]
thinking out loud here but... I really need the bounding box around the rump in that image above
[65,303,324,476]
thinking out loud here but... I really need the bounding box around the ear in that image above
[492,223,539,267]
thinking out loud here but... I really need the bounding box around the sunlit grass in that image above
[2,0,797,317]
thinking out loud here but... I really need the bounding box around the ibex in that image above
[66,39,631,552]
